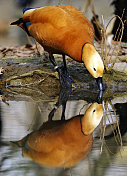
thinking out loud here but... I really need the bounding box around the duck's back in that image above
[23,5,94,61]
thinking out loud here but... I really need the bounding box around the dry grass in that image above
[92,14,124,72]
[88,1,125,72]
[101,15,124,72]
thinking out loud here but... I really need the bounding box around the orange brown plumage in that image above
[23,5,94,62]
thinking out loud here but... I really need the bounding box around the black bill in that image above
[96,77,104,91]
[10,18,23,25]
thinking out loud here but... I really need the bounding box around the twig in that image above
[106,15,118,59]
[101,29,104,64]
[91,0,103,31]
[108,15,124,70]
[102,15,108,70]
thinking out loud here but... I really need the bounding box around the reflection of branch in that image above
[103,138,115,155]
[57,168,69,176]
[101,104,116,155]
[106,108,120,146]
[100,100,122,154]
[69,168,72,176]
[109,101,122,146]
[100,103,107,154]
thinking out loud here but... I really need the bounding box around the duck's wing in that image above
[22,6,73,53]
[57,5,94,33]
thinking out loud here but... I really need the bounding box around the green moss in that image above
[2,57,40,63]
[104,70,127,82]
[118,55,127,62]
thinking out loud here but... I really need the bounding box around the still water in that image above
[0,88,127,176]
[0,0,127,175]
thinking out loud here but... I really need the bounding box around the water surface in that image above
[0,88,127,176]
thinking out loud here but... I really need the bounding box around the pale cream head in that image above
[82,43,104,78]
[81,102,103,135]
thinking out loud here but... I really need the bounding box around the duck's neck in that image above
[81,43,97,66]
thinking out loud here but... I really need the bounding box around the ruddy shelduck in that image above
[11,5,104,90]
[13,102,103,168]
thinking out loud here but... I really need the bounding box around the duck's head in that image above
[81,102,104,135]
[10,18,31,36]
[82,43,104,91]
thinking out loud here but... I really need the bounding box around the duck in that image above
[12,102,103,168]
[11,5,104,90]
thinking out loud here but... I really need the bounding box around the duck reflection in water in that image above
[13,90,104,168]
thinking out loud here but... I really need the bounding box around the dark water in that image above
[0,88,127,176]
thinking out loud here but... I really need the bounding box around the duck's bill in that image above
[96,77,104,91]
[96,90,104,104]
[10,18,23,25]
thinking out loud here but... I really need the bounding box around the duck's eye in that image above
[93,109,96,113]
[93,68,96,71]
